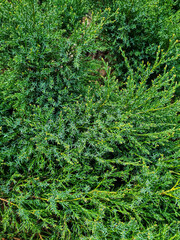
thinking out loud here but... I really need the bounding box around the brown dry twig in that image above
[39,233,43,240]
[0,197,18,207]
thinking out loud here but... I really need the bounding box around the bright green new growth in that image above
[0,0,179,239]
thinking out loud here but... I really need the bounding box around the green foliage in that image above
[0,0,179,239]
[94,0,180,82]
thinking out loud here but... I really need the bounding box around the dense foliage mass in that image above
[0,0,179,239]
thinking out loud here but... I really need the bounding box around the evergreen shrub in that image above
[0,0,180,239]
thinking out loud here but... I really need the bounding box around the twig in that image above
[39,233,43,240]
[0,198,18,207]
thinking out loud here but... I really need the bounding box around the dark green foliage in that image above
[0,0,179,239]
[94,0,180,83]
